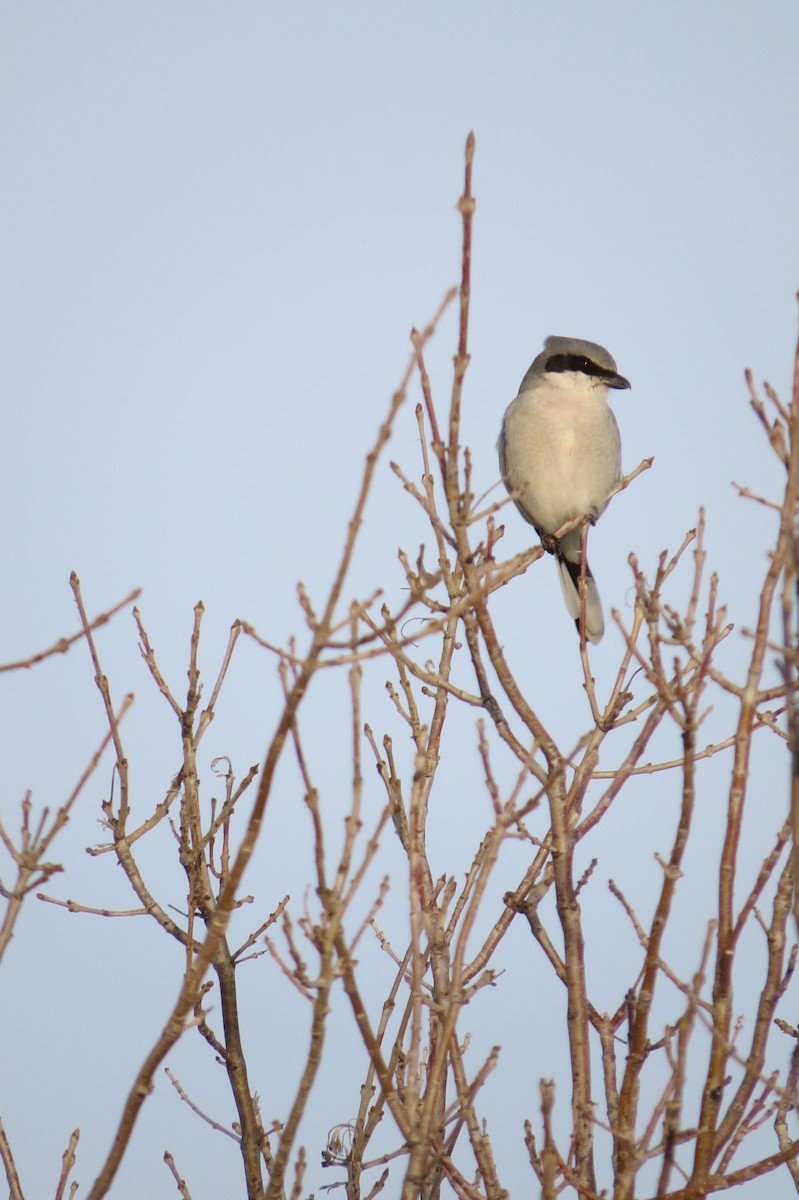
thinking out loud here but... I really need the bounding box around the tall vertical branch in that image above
[546,764,596,1191]
[785,310,799,934]
[692,348,799,1188]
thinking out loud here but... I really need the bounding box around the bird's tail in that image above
[556,543,605,644]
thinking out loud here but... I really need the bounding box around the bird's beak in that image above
[608,372,631,391]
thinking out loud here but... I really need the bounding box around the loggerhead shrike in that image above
[498,336,631,644]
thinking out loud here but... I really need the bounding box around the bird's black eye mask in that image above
[545,353,610,379]
[544,353,630,389]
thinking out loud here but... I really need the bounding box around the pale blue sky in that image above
[2,4,799,1197]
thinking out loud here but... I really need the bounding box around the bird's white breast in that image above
[500,374,622,535]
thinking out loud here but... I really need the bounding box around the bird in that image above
[498,335,631,644]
